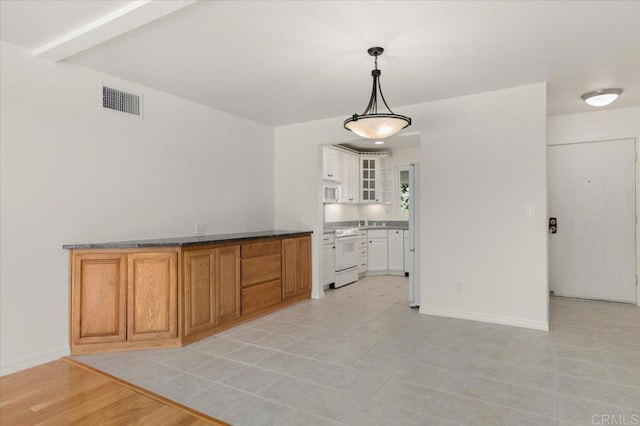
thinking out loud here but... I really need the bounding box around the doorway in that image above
[548,138,637,303]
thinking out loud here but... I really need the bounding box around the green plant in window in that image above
[400,183,409,212]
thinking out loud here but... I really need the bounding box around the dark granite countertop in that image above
[63,230,313,249]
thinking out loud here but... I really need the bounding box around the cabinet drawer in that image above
[242,280,282,315]
[358,262,368,274]
[358,240,367,249]
[241,254,281,287]
[241,240,281,258]
[359,231,367,238]
[322,234,335,244]
[368,229,387,239]
[359,249,367,257]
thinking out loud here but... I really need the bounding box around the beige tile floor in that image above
[74,276,640,426]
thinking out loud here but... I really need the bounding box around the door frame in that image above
[547,136,639,306]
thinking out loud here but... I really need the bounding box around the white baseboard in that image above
[420,307,549,331]
[1,345,70,377]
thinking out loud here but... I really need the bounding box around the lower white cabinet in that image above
[388,229,403,272]
[358,230,368,273]
[322,234,335,286]
[368,230,388,272]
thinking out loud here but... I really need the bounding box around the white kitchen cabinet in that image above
[358,230,368,274]
[403,230,409,274]
[368,229,388,271]
[339,152,360,203]
[361,155,391,204]
[322,234,335,286]
[322,146,341,182]
[387,229,404,272]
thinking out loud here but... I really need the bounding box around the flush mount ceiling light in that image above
[344,47,411,139]
[581,88,623,107]
[374,140,385,145]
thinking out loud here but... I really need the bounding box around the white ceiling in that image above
[2,1,639,125]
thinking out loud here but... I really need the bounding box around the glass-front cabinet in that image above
[361,155,391,204]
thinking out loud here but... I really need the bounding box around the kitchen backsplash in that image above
[324,203,409,223]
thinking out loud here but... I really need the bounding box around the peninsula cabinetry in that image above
[282,235,311,300]
[183,246,240,338]
[66,231,312,355]
[71,250,179,351]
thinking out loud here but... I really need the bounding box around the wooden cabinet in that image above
[68,232,311,355]
[387,230,404,272]
[368,230,388,272]
[241,240,282,313]
[183,246,240,337]
[339,152,360,203]
[322,146,341,182]
[127,252,178,341]
[216,246,241,323]
[71,253,127,345]
[71,250,178,350]
[282,236,311,300]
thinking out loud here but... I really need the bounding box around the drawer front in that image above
[322,234,335,244]
[241,254,281,287]
[241,240,281,258]
[359,231,367,238]
[368,229,387,238]
[242,280,282,315]
[358,262,368,274]
[359,249,368,257]
[358,240,367,248]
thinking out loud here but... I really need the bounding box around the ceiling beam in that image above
[32,0,197,62]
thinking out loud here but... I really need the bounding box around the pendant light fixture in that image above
[344,47,411,139]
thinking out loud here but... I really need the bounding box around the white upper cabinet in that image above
[361,155,391,204]
[339,152,360,203]
[387,229,404,272]
[322,146,341,182]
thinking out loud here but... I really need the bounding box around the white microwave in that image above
[323,184,340,203]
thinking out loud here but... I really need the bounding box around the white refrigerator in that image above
[408,163,421,307]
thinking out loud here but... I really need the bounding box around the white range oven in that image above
[333,227,360,288]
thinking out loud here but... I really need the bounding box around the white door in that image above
[548,139,636,303]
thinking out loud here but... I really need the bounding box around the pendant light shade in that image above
[344,47,411,139]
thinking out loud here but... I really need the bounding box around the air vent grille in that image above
[102,85,141,116]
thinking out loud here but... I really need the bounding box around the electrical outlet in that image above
[456,282,463,291]
[195,223,206,235]
[526,203,536,216]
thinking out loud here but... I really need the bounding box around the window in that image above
[400,169,409,213]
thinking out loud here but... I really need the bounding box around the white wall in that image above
[0,42,275,375]
[275,83,549,329]
[548,106,640,306]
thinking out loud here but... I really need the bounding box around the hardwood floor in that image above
[0,358,225,425]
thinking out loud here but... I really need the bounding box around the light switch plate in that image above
[195,223,206,235]
[526,203,536,216]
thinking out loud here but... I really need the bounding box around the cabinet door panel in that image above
[127,253,177,341]
[388,230,404,272]
[72,254,126,344]
[368,239,388,271]
[281,238,298,299]
[322,244,335,286]
[298,236,311,293]
[184,250,216,336]
[217,246,241,323]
